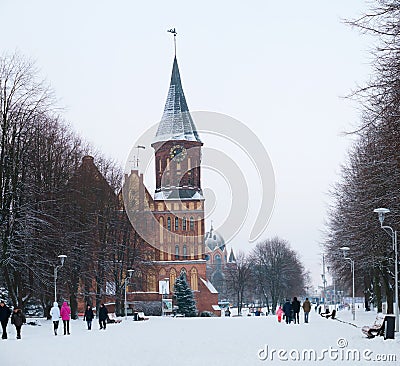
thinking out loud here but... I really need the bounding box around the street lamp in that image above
[124,269,134,320]
[373,207,399,332]
[54,255,67,302]
[340,247,355,321]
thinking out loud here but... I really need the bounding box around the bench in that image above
[133,311,149,321]
[362,314,385,338]
[320,309,336,319]
[107,313,122,324]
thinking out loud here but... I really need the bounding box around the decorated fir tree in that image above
[173,272,197,317]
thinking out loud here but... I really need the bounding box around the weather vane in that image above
[167,28,177,56]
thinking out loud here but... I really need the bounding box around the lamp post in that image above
[374,207,399,332]
[340,247,355,321]
[124,269,134,320]
[54,255,67,303]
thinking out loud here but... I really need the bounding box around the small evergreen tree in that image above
[173,273,197,317]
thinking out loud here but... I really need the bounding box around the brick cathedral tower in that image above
[123,46,219,314]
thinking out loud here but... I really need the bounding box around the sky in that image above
[2,1,374,289]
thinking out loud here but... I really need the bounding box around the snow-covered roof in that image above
[200,277,218,294]
[154,189,204,201]
[153,57,201,144]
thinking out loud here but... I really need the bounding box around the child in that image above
[276,306,283,322]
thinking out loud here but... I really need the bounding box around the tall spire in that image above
[153,30,201,144]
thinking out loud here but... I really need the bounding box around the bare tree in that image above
[225,251,252,315]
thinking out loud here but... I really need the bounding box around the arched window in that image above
[147,271,156,292]
[183,245,187,257]
[170,268,177,293]
[190,268,198,291]
[215,254,222,270]
[190,216,194,230]
[180,268,187,283]
[197,216,202,235]
[175,245,180,259]
[167,217,171,231]
[182,217,187,231]
[175,217,179,231]
[159,217,164,243]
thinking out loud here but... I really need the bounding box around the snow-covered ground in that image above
[2,308,400,366]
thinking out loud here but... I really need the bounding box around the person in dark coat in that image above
[282,299,292,324]
[11,308,26,339]
[83,304,94,330]
[292,297,301,324]
[0,301,12,339]
[99,303,108,330]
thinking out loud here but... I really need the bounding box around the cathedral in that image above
[122,53,220,314]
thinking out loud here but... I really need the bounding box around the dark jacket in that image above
[0,304,12,322]
[99,305,108,321]
[292,299,301,313]
[11,309,26,327]
[84,307,94,321]
[283,301,292,316]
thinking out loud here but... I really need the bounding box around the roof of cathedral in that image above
[153,57,202,144]
[205,225,225,252]
[228,248,236,263]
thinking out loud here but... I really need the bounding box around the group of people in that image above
[277,297,312,324]
[1,300,110,340]
[50,301,109,335]
[0,300,26,339]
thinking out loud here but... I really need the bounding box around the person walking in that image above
[0,301,12,339]
[99,303,108,330]
[83,304,94,330]
[0,301,11,339]
[276,306,284,323]
[11,308,26,339]
[302,298,311,323]
[50,302,61,335]
[60,301,71,335]
[282,299,292,324]
[292,297,301,324]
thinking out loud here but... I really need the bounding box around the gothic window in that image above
[183,245,187,257]
[170,268,177,293]
[197,216,202,235]
[182,217,187,230]
[175,245,180,259]
[175,217,179,231]
[159,217,164,243]
[167,217,171,231]
[147,271,156,292]
[180,268,187,283]
[215,254,222,270]
[190,268,198,291]
[190,216,194,230]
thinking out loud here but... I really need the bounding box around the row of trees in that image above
[225,237,309,314]
[0,53,149,317]
[324,1,400,313]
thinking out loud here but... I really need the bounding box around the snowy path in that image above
[1,309,400,365]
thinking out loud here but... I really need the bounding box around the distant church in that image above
[122,52,224,313]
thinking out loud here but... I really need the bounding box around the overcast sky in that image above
[3,1,374,290]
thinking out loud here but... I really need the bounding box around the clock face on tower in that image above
[169,144,187,162]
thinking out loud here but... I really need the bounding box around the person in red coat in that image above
[60,301,71,335]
